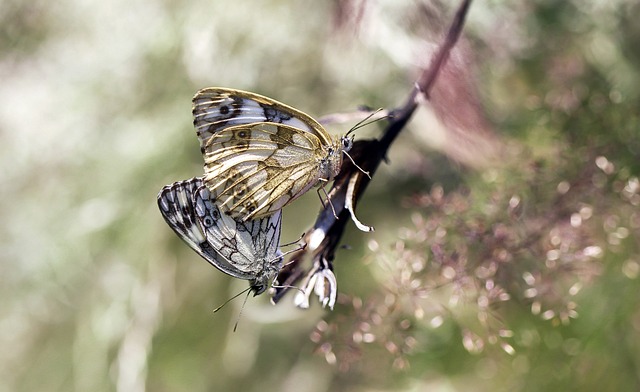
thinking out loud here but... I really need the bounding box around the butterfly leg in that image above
[316,180,338,219]
[280,232,306,248]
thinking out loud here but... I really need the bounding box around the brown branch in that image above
[272,0,473,307]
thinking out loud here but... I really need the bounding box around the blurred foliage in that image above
[1,0,639,391]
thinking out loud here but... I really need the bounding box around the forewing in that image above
[192,87,331,151]
[203,122,324,220]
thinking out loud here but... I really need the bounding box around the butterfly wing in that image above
[194,185,284,294]
[157,177,255,281]
[202,122,329,219]
[192,87,332,151]
[192,88,337,220]
[157,178,218,264]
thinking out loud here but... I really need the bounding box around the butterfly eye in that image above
[342,136,353,151]
[252,283,267,295]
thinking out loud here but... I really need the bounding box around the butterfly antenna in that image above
[343,150,371,179]
[213,286,251,313]
[233,289,252,332]
[346,108,386,137]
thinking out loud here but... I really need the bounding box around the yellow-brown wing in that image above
[192,87,349,220]
[203,122,329,220]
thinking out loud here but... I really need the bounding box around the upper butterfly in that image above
[192,87,353,221]
[157,177,283,295]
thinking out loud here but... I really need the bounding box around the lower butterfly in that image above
[157,177,283,295]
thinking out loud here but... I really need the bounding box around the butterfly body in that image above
[193,88,352,220]
[157,177,283,295]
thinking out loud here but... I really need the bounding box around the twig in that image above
[272,0,473,306]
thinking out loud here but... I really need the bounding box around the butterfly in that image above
[157,177,283,295]
[192,87,354,221]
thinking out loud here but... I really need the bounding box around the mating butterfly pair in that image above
[158,88,351,296]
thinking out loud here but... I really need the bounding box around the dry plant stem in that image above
[273,0,473,304]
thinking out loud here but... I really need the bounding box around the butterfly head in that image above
[250,280,269,296]
[341,134,354,153]
[318,136,348,181]
[249,266,276,296]
[249,253,283,296]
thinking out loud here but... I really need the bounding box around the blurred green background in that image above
[2,0,640,391]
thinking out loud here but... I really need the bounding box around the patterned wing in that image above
[194,185,284,294]
[192,184,281,273]
[157,177,255,280]
[192,87,346,221]
[203,122,328,220]
[192,87,331,151]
